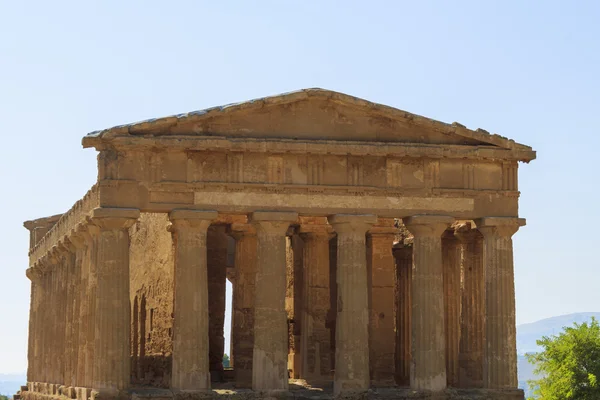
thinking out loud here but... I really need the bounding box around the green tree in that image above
[0,395,11,400]
[527,317,600,399]
[223,353,230,368]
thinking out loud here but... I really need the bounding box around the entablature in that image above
[84,135,536,162]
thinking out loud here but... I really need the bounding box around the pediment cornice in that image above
[83,89,535,162]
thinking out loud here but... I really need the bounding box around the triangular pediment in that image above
[84,88,533,154]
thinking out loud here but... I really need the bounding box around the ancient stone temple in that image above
[21,89,535,400]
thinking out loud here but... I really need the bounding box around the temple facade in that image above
[21,89,535,400]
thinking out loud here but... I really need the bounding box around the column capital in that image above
[402,215,454,237]
[26,266,43,282]
[69,224,88,249]
[168,209,217,232]
[250,211,298,235]
[454,223,482,243]
[328,214,377,234]
[91,207,140,231]
[475,217,526,238]
[368,220,398,237]
[228,223,257,239]
[38,254,54,273]
[57,237,76,255]
[298,223,334,240]
[48,246,62,265]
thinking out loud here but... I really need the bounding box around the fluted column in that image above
[366,219,397,385]
[57,241,77,389]
[298,221,333,385]
[403,215,453,392]
[476,217,525,389]
[77,223,98,390]
[393,244,412,387]
[37,260,50,385]
[47,249,62,385]
[25,267,43,384]
[328,214,376,397]
[169,209,217,391]
[455,224,484,388]
[91,207,139,395]
[228,223,257,388]
[251,211,298,392]
[442,229,461,387]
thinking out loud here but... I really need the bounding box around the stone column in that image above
[476,217,525,389]
[250,211,298,392]
[402,215,453,392]
[228,223,257,388]
[393,244,412,387]
[58,241,77,389]
[366,219,397,386]
[91,208,139,395]
[442,230,461,387]
[328,236,337,373]
[48,249,62,385]
[77,223,98,390]
[208,225,229,381]
[37,260,50,385]
[70,227,88,389]
[25,267,42,385]
[328,214,376,397]
[455,224,484,388]
[298,221,333,384]
[169,209,217,391]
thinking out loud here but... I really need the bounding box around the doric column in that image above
[228,223,257,388]
[455,224,484,388]
[75,222,98,390]
[327,214,376,397]
[393,244,412,387]
[298,221,334,384]
[328,236,337,373]
[25,266,43,384]
[90,207,139,395]
[475,217,525,389]
[70,227,88,389]
[402,215,453,392]
[37,259,50,385]
[250,211,298,392]
[442,229,461,387]
[208,225,229,381]
[366,219,397,385]
[48,248,62,385]
[57,240,77,389]
[169,209,217,391]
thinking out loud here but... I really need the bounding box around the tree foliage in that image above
[0,395,10,400]
[527,317,600,399]
[223,353,230,368]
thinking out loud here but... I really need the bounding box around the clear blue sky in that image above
[1,1,599,374]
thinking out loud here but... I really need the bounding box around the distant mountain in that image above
[517,312,600,355]
[0,374,26,397]
[516,312,600,395]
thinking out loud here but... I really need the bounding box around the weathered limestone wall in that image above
[129,213,174,387]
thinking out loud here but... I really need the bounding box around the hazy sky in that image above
[1,0,599,374]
